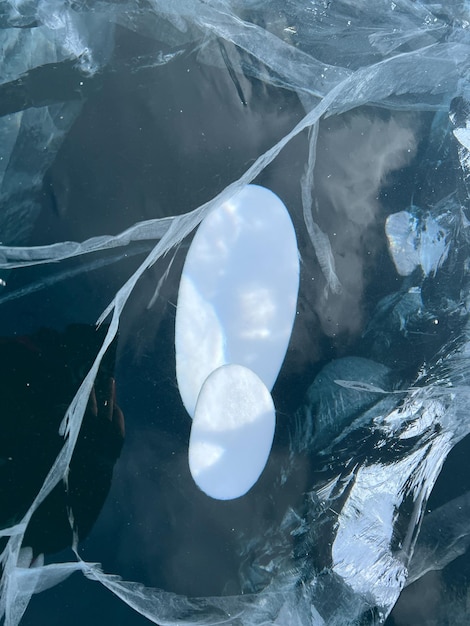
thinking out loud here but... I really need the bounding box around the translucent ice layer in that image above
[1,1,470,626]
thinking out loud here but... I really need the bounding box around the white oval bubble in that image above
[175,184,299,417]
[188,364,275,500]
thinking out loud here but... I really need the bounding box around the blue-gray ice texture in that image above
[2,1,470,625]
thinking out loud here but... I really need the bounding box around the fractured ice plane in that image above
[0,3,114,272]
[1,1,470,625]
[407,490,470,586]
[385,211,450,277]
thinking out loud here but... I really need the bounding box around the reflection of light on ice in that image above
[454,126,470,150]
[386,210,450,278]
[332,399,454,608]
[188,441,224,477]
[175,277,226,418]
[239,286,276,340]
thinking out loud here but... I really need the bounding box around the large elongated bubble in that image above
[175,184,299,416]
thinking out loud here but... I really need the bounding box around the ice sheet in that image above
[1,1,470,625]
[0,1,115,285]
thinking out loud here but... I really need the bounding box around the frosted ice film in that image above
[1,1,470,625]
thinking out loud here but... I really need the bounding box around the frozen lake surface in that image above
[1,2,470,624]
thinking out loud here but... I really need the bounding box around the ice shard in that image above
[1,1,470,625]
